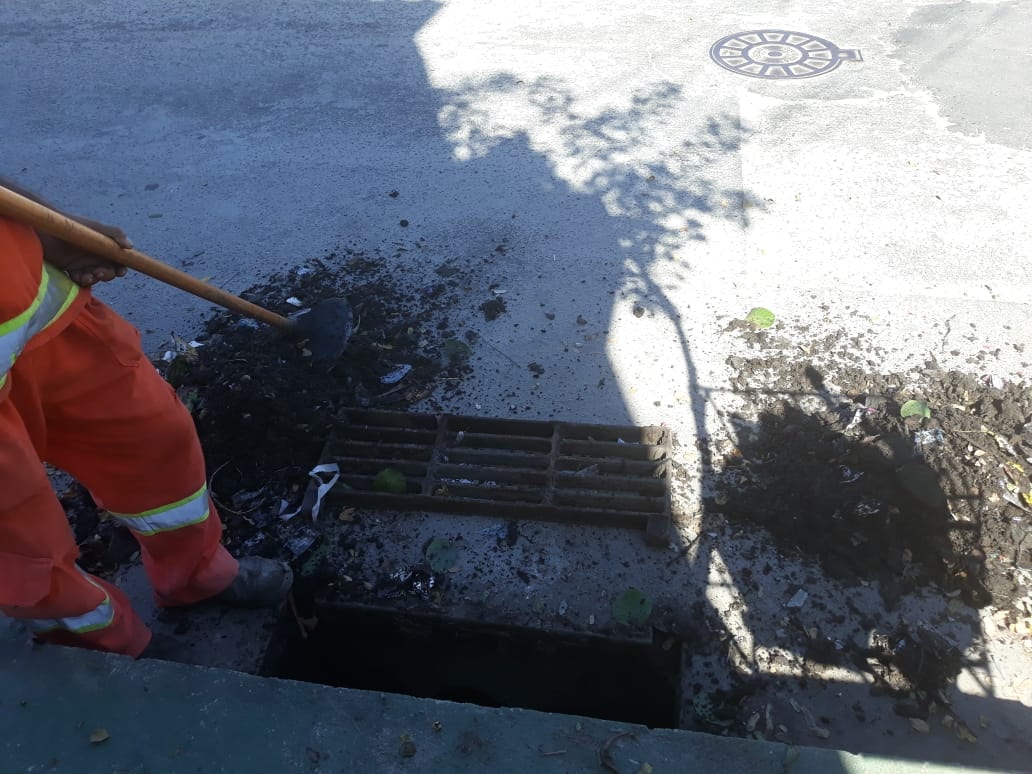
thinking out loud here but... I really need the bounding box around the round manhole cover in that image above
[710,30,862,79]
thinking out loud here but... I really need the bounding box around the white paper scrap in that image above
[380,364,413,385]
[280,463,341,522]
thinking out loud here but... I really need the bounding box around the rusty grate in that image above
[318,409,673,545]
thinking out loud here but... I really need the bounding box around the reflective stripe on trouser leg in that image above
[107,484,211,536]
[26,570,115,635]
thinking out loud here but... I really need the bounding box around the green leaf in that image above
[900,399,931,419]
[745,307,775,329]
[300,539,333,576]
[373,468,407,494]
[612,588,653,626]
[425,538,459,573]
[177,387,200,412]
[441,338,472,367]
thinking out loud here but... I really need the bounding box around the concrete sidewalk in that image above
[0,634,990,774]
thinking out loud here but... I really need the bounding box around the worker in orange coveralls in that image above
[0,177,292,658]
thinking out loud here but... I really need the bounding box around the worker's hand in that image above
[41,216,133,287]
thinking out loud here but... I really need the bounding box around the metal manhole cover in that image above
[710,30,862,79]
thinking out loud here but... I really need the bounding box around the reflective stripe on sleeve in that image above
[0,264,79,385]
[0,266,49,379]
[108,484,211,536]
[38,264,80,333]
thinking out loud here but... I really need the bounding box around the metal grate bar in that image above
[317,409,674,545]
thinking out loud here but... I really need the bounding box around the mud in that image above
[716,357,1032,616]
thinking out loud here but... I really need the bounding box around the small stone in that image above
[910,718,930,733]
[785,589,808,609]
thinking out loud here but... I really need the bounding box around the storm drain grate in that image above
[318,409,673,545]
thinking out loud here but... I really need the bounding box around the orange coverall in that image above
[0,218,238,657]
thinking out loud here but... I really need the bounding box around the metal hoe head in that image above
[292,297,354,365]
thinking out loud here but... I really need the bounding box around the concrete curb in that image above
[0,637,992,773]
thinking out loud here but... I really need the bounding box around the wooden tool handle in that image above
[0,185,291,329]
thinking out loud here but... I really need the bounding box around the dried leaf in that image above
[398,734,417,758]
[89,728,110,744]
[910,718,930,733]
[942,714,978,743]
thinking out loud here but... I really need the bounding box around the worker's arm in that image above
[0,176,132,287]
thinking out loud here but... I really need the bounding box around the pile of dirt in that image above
[65,250,480,574]
[159,252,480,555]
[714,356,1032,616]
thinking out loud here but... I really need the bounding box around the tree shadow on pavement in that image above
[418,13,1031,769]
[19,0,1027,767]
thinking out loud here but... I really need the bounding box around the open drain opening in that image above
[263,604,681,729]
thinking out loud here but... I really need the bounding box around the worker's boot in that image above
[215,556,293,608]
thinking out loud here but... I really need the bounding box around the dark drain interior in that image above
[263,605,681,729]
